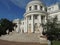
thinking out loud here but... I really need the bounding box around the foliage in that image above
[42,16,60,45]
[0,18,16,36]
[53,40,60,45]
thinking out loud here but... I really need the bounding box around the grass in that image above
[53,40,60,45]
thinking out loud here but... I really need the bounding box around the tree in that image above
[42,16,60,45]
[0,18,15,36]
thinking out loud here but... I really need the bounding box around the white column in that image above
[39,15,43,35]
[20,25,22,33]
[43,7,45,11]
[24,19,26,33]
[38,5,40,10]
[20,26,22,33]
[25,17,28,33]
[32,6,34,10]
[38,15,41,33]
[31,15,34,33]
[16,23,20,33]
[39,15,41,24]
[35,15,41,33]
[45,16,47,24]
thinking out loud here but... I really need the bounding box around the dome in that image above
[27,0,43,6]
[25,0,47,16]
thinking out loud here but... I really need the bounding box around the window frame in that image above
[34,15,38,19]
[40,6,43,10]
[29,6,32,11]
[34,5,37,10]
[29,16,31,20]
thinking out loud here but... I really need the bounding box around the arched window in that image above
[29,16,31,20]
[34,15,38,19]
[41,16,45,23]
[34,5,37,10]
[45,8,47,12]
[40,6,43,10]
[29,6,32,11]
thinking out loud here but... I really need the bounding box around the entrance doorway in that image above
[28,24,31,33]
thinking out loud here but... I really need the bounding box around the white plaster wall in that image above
[13,19,21,33]
[34,19,38,23]
[49,12,60,21]
[16,23,20,33]
[20,20,25,33]
[47,4,59,13]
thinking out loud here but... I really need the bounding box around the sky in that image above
[0,0,60,20]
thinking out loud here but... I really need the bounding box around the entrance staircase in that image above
[0,31,48,44]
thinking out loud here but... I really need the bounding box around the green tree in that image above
[0,18,15,36]
[42,16,60,45]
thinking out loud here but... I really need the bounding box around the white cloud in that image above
[10,0,31,8]
[10,0,60,8]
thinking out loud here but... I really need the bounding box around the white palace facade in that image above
[13,0,60,35]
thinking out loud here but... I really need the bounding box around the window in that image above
[48,8,51,11]
[45,8,47,12]
[34,23,37,28]
[29,16,31,20]
[23,22,24,25]
[35,23,37,25]
[41,16,45,23]
[35,15,38,19]
[40,6,42,10]
[34,5,37,10]
[41,16,45,20]
[29,6,31,11]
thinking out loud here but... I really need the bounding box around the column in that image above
[25,17,28,33]
[38,15,41,33]
[31,15,34,33]
[39,15,43,36]
[32,6,34,10]
[24,19,26,33]
[16,23,20,33]
[39,15,41,24]
[43,7,45,11]
[45,16,47,24]
[38,5,40,10]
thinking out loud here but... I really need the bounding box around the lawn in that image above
[53,41,60,45]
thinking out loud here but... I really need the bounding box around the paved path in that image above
[0,39,47,45]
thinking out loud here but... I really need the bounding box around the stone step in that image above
[0,33,40,42]
[0,32,48,44]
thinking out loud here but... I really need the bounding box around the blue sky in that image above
[0,0,60,20]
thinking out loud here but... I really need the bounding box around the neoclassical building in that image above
[13,0,60,35]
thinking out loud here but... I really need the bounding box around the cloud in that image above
[10,0,60,8]
[10,0,32,8]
